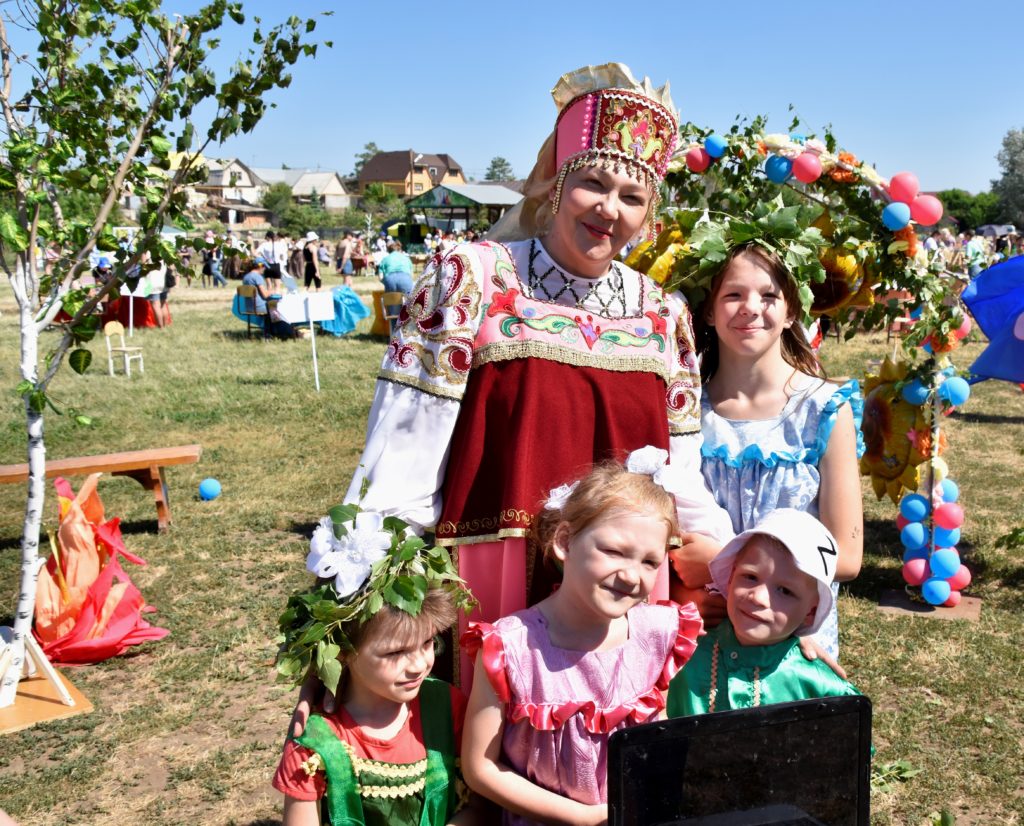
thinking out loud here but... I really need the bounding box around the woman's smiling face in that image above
[544,165,652,278]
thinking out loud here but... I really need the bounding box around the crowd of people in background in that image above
[922,225,1023,277]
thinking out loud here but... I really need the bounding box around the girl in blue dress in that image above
[671,243,864,659]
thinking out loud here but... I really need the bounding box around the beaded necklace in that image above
[526,238,629,317]
[708,641,761,713]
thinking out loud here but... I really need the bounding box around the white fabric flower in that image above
[307,516,338,576]
[306,510,394,598]
[625,446,669,476]
[545,482,579,511]
[625,445,686,498]
[343,511,392,567]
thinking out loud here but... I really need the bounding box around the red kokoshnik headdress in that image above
[551,63,679,216]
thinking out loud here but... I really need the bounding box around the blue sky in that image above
[197,1,1019,192]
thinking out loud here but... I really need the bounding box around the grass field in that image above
[0,273,1022,825]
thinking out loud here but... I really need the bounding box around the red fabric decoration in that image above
[33,474,168,664]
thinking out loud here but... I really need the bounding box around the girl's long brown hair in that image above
[693,243,825,382]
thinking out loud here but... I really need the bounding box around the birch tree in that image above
[0,0,325,706]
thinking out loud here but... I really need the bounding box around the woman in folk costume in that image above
[344,63,733,687]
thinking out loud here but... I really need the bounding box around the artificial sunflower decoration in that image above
[860,357,946,503]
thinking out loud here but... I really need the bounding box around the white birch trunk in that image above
[0,262,46,707]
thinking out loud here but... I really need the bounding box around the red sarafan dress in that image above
[346,239,732,687]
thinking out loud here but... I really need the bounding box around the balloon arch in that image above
[629,116,973,607]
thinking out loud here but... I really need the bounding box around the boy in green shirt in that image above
[668,509,859,716]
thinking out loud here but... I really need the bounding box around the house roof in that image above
[405,183,523,209]
[358,150,464,186]
[251,168,348,195]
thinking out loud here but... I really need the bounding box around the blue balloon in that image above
[903,547,929,563]
[922,577,952,606]
[900,521,928,550]
[704,134,728,159]
[899,493,930,522]
[909,306,924,320]
[930,548,961,579]
[765,155,793,184]
[934,526,961,547]
[199,477,222,501]
[882,201,912,231]
[922,341,934,354]
[901,379,930,406]
[938,376,971,406]
[941,366,957,377]
[940,479,959,503]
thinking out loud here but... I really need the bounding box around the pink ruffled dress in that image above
[463,601,702,824]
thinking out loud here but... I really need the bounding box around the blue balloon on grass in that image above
[199,478,221,501]
[903,546,929,563]
[765,155,793,183]
[934,526,961,547]
[930,548,961,579]
[922,577,951,606]
[899,493,930,522]
[940,479,959,503]
[704,134,728,158]
[900,521,928,550]
[901,379,930,406]
[882,202,912,231]
[938,376,971,406]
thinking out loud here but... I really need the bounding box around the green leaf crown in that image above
[275,504,475,696]
[651,198,830,322]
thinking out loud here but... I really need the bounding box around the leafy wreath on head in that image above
[275,495,475,696]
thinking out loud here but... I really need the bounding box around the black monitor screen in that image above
[608,697,871,826]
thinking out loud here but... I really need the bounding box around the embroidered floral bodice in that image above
[378,238,701,436]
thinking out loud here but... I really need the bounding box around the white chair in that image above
[103,320,144,377]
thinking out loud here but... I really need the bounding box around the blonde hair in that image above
[695,243,825,382]
[533,461,678,561]
[519,131,559,237]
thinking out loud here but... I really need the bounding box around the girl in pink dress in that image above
[461,449,703,825]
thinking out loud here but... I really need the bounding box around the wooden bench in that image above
[0,444,202,532]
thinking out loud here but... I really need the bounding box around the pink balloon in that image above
[896,513,910,530]
[943,590,962,608]
[934,502,965,530]
[686,146,711,173]
[889,172,920,204]
[954,315,972,340]
[792,153,822,184]
[910,194,944,226]
[948,564,972,591]
[902,557,930,586]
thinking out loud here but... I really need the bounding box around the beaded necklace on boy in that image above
[527,238,629,317]
[707,640,761,713]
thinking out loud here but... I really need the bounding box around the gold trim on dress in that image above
[473,340,673,382]
[436,527,531,547]
[378,370,466,401]
[358,778,427,799]
[352,756,428,780]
